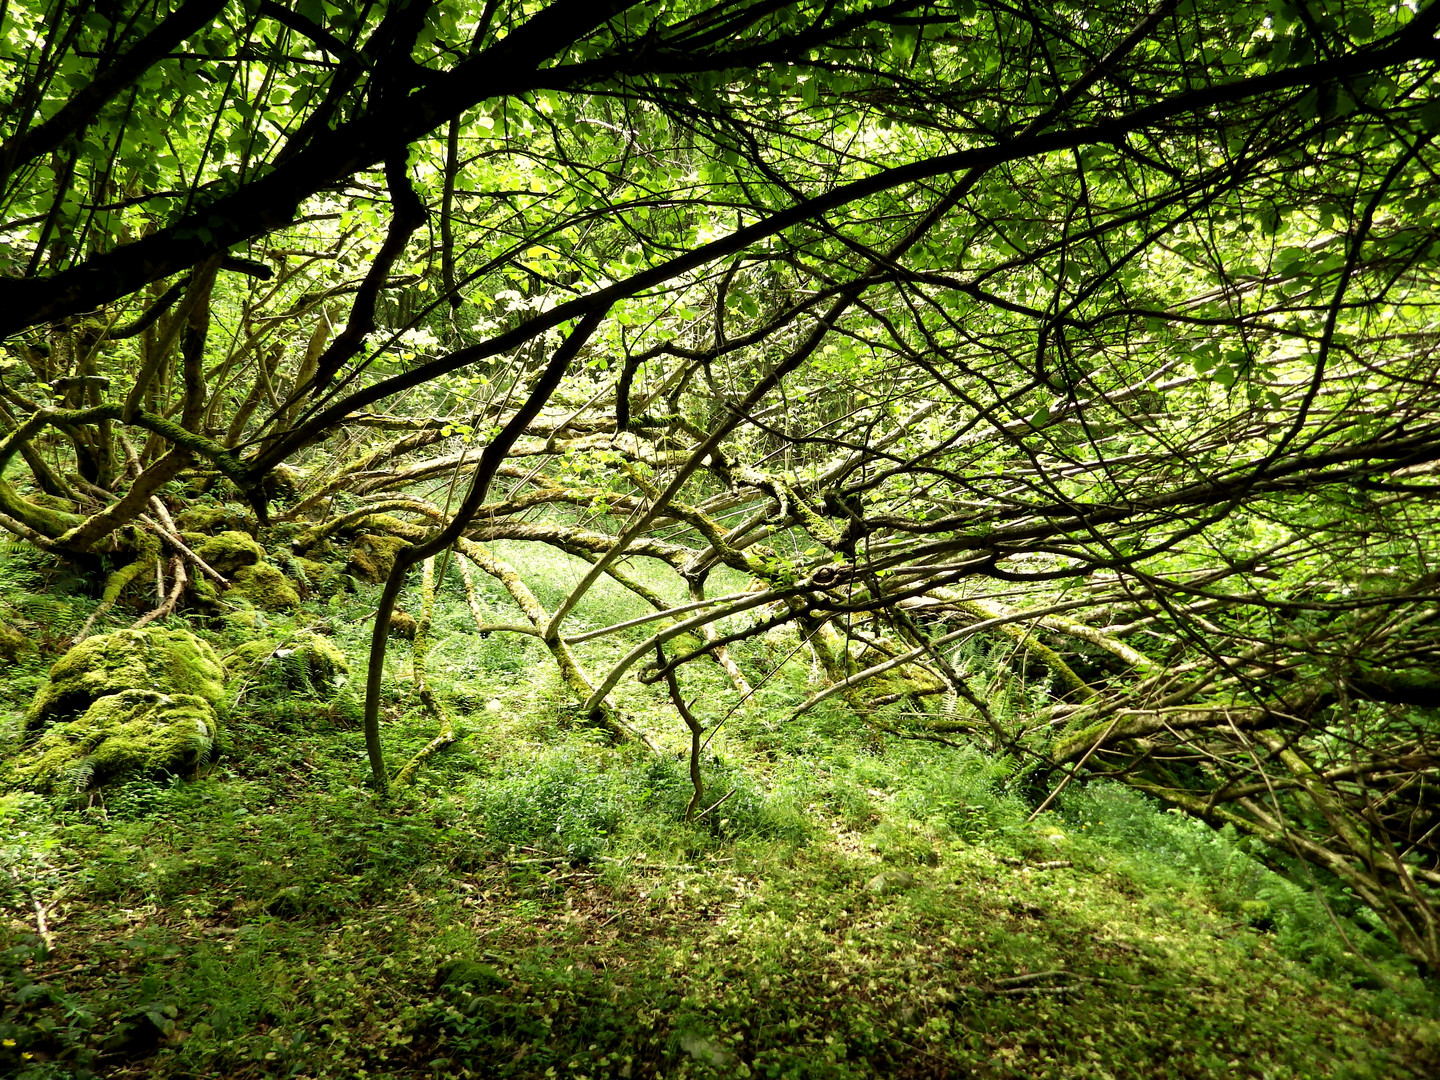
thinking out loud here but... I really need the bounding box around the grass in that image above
[3,544,1440,1078]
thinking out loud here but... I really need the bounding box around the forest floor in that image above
[3,541,1440,1080]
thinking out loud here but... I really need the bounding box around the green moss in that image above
[293,635,348,689]
[263,465,302,504]
[194,530,264,576]
[389,610,418,640]
[191,528,300,611]
[221,606,265,632]
[293,557,345,597]
[96,528,160,609]
[176,503,256,536]
[229,561,301,612]
[0,476,84,537]
[228,638,278,672]
[228,633,348,700]
[293,556,327,582]
[346,533,410,584]
[12,689,220,792]
[1052,719,1112,764]
[175,509,220,535]
[0,621,32,663]
[30,493,78,513]
[28,628,225,732]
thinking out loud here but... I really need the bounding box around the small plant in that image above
[0,936,101,1080]
[889,745,1029,847]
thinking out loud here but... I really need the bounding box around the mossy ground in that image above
[1,542,1438,1079]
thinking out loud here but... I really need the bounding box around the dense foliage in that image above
[4,0,1440,1049]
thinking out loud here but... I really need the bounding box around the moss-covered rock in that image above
[176,504,255,536]
[227,638,277,673]
[291,635,348,689]
[12,689,220,792]
[389,610,419,640]
[191,528,303,611]
[27,628,225,733]
[229,561,301,612]
[0,620,33,662]
[229,633,349,700]
[262,465,303,505]
[220,606,265,632]
[12,627,227,792]
[194,530,265,576]
[294,557,328,582]
[293,557,345,596]
[347,533,410,584]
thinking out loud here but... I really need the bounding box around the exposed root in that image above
[133,554,188,628]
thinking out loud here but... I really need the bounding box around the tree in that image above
[4,0,1440,966]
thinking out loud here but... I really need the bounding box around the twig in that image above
[33,899,55,952]
[992,970,1070,987]
[139,512,228,586]
[961,971,1080,998]
[599,856,700,872]
[692,788,736,822]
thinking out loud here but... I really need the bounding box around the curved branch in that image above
[361,306,610,793]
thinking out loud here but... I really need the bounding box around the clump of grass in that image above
[475,739,810,862]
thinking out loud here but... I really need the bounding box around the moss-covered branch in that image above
[0,402,248,550]
[393,557,458,789]
[455,538,629,742]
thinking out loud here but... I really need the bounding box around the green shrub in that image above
[865,744,1030,849]
[618,752,811,844]
[479,750,620,860]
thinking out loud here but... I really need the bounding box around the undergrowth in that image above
[2,543,1438,1079]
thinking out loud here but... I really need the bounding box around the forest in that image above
[3,0,1440,1076]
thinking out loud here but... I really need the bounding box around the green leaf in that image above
[1419,100,1440,133]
